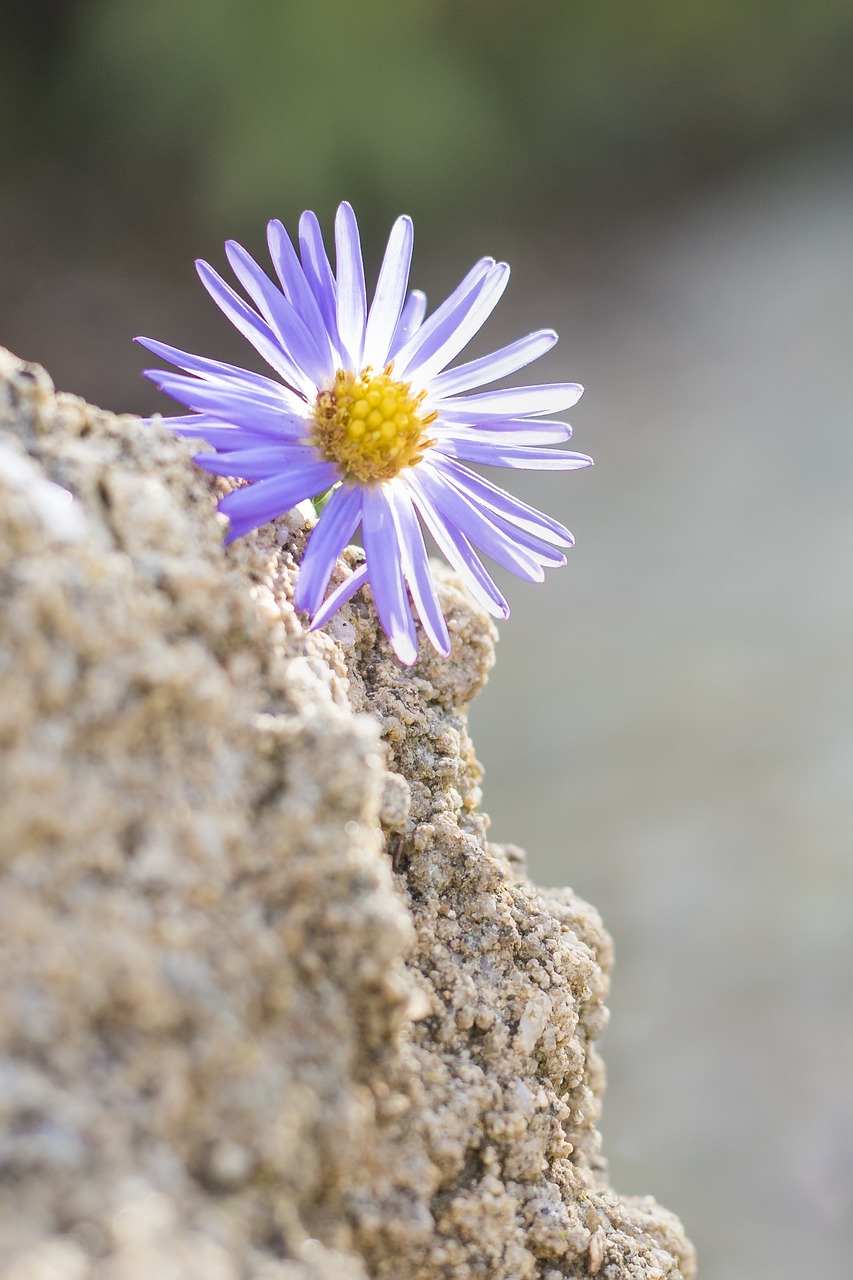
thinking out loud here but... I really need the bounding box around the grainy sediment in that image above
[0,347,695,1279]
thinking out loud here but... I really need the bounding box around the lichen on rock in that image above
[0,346,695,1279]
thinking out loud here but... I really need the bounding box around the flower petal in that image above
[435,382,585,420]
[309,562,369,631]
[403,471,509,618]
[335,201,367,371]
[392,257,495,383]
[399,262,510,388]
[428,453,575,547]
[196,258,317,399]
[386,482,451,656]
[267,218,339,364]
[159,419,282,449]
[298,209,340,348]
[294,483,364,616]
[195,443,320,481]
[391,257,504,381]
[361,485,418,665]
[428,329,558,398]
[135,336,302,408]
[218,461,339,542]
[414,462,545,583]
[144,371,309,436]
[362,215,414,370]
[465,500,567,567]
[224,240,332,388]
[432,418,572,446]
[434,439,593,470]
[387,290,427,360]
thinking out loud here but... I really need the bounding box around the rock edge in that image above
[0,347,695,1280]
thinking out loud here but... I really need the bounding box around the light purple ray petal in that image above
[144,371,310,437]
[267,219,338,363]
[136,336,303,409]
[361,485,418,665]
[361,215,414,370]
[432,418,572,446]
[335,202,367,371]
[298,210,340,348]
[433,439,593,470]
[435,381,584,420]
[386,483,450,656]
[149,413,227,433]
[428,453,574,547]
[196,258,317,399]
[387,289,427,361]
[402,471,509,618]
[195,443,320,481]
[414,463,545,583]
[224,241,332,388]
[294,482,364,616]
[309,562,369,631]
[427,329,558,398]
[161,420,284,449]
[391,257,495,382]
[218,461,339,542]
[468,501,567,567]
[398,262,510,388]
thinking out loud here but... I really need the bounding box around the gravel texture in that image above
[0,346,695,1279]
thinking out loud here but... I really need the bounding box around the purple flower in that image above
[138,203,590,665]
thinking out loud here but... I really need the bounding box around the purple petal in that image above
[428,453,574,547]
[386,483,450,656]
[335,202,367,370]
[362,215,414,370]
[161,419,284,449]
[267,219,339,364]
[391,257,495,382]
[298,210,340,348]
[196,259,317,399]
[387,290,427,360]
[224,240,332,387]
[468,501,567,567]
[413,463,545,583]
[433,418,572,446]
[219,461,339,542]
[435,381,584,420]
[136,336,302,409]
[144,371,310,437]
[294,483,364,616]
[427,329,558,398]
[309,562,368,631]
[434,439,593,470]
[398,262,510,388]
[195,443,320,480]
[402,471,509,618]
[361,485,418,665]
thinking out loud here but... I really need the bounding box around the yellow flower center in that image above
[311,364,437,483]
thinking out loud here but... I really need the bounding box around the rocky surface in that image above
[0,346,695,1279]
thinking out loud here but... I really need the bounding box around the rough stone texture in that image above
[0,346,695,1280]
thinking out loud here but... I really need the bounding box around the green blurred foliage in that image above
[5,0,853,235]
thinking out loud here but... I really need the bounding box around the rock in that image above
[0,346,695,1279]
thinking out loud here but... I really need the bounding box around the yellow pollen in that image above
[311,364,436,482]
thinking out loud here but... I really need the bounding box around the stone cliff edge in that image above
[0,347,695,1280]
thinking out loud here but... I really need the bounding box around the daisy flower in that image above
[138,202,590,665]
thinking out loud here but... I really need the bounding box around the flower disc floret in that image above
[312,365,436,483]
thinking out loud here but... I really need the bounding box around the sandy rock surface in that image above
[0,346,695,1279]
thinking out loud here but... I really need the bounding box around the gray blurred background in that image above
[2,4,852,1277]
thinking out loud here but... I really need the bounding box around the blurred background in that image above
[2,2,852,1277]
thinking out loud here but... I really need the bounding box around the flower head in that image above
[138,203,590,665]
